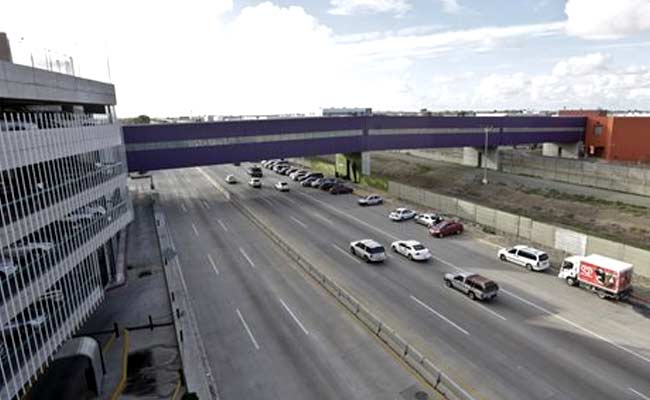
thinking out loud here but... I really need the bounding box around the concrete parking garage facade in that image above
[0,53,132,398]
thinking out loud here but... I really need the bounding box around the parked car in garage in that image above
[358,194,383,206]
[415,213,442,227]
[444,272,499,301]
[248,178,262,188]
[390,240,431,261]
[350,239,386,263]
[429,220,463,237]
[330,184,353,195]
[225,175,238,184]
[389,208,416,221]
[274,181,290,192]
[498,245,550,271]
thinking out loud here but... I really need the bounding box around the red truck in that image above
[558,254,633,300]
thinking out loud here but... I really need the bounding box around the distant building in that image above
[559,110,650,163]
[322,107,372,117]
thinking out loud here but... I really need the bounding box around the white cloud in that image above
[439,0,461,14]
[552,53,609,76]
[565,0,650,39]
[328,0,410,16]
[465,54,650,109]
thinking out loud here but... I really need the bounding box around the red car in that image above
[429,220,463,238]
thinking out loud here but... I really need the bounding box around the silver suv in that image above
[350,239,386,263]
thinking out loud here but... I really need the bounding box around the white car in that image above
[248,178,262,188]
[415,213,442,227]
[275,181,290,192]
[358,194,383,206]
[390,240,431,261]
[498,245,550,271]
[389,208,416,221]
[349,239,386,263]
[225,175,238,184]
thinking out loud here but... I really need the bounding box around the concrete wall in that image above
[388,181,650,279]
[402,148,465,165]
[500,151,650,196]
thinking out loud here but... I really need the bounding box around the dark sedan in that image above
[330,184,353,195]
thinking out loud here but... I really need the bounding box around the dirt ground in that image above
[356,152,650,252]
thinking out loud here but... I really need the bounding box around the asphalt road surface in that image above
[169,162,650,400]
[154,170,428,400]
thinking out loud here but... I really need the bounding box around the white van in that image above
[498,245,550,271]
[350,239,386,263]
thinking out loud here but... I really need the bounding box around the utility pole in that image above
[482,126,492,185]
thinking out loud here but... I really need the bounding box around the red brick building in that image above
[559,110,650,163]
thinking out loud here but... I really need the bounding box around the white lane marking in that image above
[312,212,334,226]
[217,219,229,232]
[502,289,650,365]
[191,223,200,237]
[239,247,256,269]
[474,303,507,321]
[477,238,501,249]
[332,244,362,264]
[297,192,399,240]
[236,308,260,350]
[284,196,299,206]
[207,254,220,276]
[279,299,309,335]
[290,216,308,229]
[411,295,470,336]
[181,203,188,213]
[630,388,650,400]
[202,200,211,210]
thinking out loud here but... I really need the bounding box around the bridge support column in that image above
[542,142,581,159]
[336,152,368,183]
[463,147,500,170]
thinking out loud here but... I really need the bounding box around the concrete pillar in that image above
[0,33,12,63]
[462,147,480,167]
[542,142,581,159]
[462,147,500,170]
[361,152,371,176]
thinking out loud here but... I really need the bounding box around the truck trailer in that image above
[558,254,633,300]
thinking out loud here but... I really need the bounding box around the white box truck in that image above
[558,254,633,300]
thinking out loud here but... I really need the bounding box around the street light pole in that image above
[482,126,491,185]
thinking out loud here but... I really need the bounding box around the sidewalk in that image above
[78,179,183,399]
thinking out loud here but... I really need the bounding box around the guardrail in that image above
[152,194,219,400]
[197,167,475,400]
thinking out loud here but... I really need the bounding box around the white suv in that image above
[498,245,550,271]
[350,239,386,263]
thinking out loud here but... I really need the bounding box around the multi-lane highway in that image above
[154,170,429,400]
[157,163,650,400]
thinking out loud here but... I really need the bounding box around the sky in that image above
[2,0,650,117]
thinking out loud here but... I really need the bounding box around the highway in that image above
[154,170,427,400]
[169,162,650,400]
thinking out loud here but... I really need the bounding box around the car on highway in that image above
[415,212,442,227]
[498,245,550,272]
[444,272,499,301]
[429,220,463,237]
[358,194,383,206]
[225,175,238,184]
[389,208,416,221]
[274,181,290,192]
[330,184,353,195]
[301,177,318,187]
[390,240,431,261]
[350,239,386,263]
[248,178,262,188]
[247,166,263,177]
[319,179,339,191]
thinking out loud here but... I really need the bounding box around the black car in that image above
[319,179,338,191]
[247,166,263,177]
[330,184,353,195]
